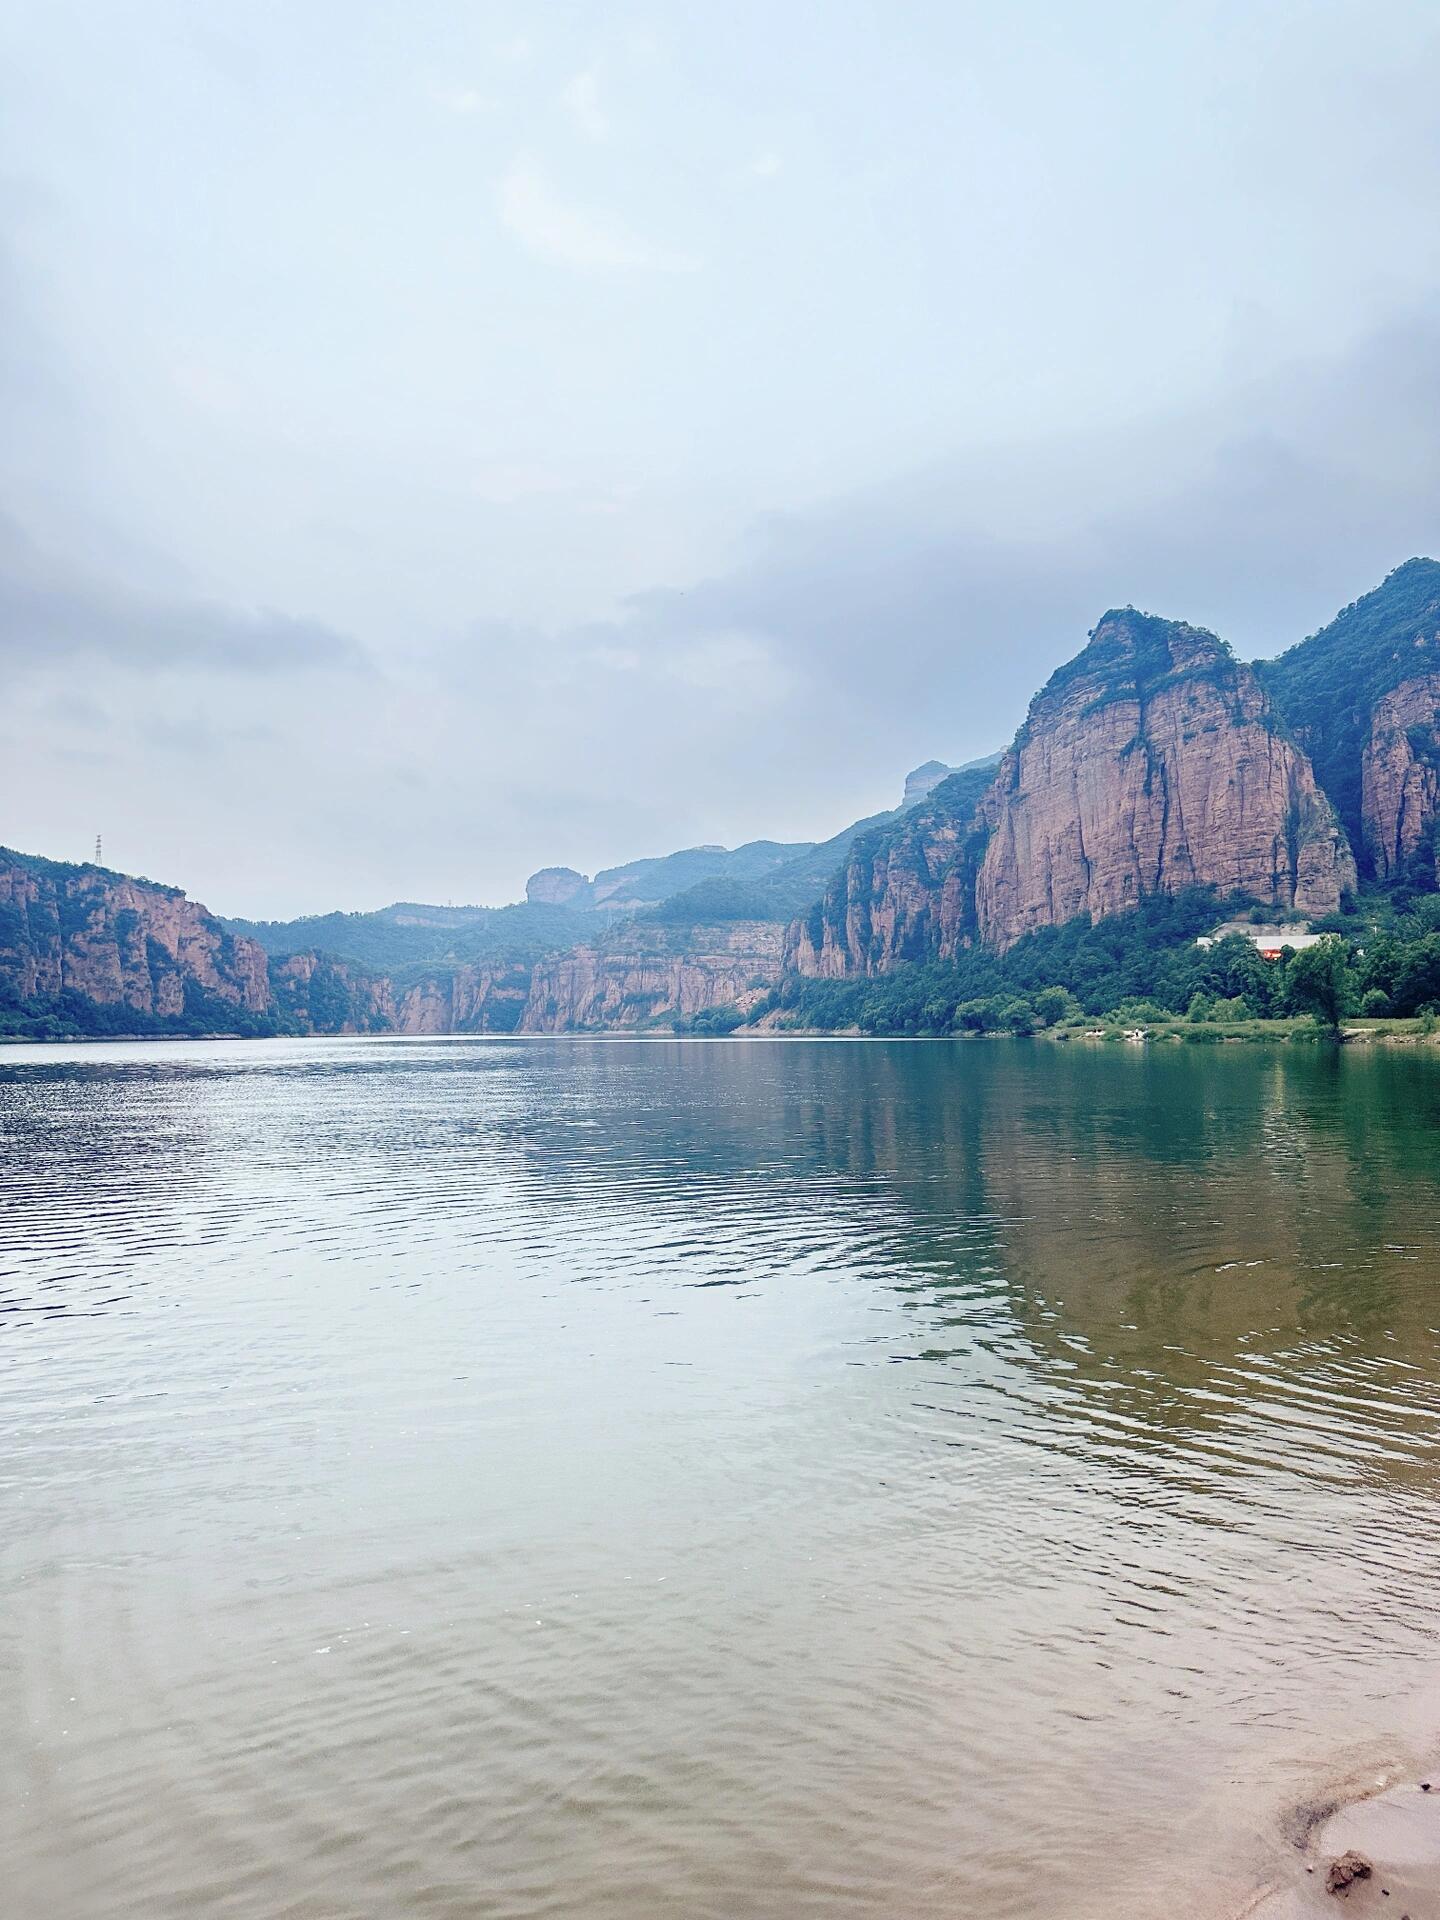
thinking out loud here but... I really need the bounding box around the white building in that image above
[1195,921,1330,961]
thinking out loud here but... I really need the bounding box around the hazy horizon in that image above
[5,0,1440,917]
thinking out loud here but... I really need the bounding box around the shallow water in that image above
[3,1036,1440,1919]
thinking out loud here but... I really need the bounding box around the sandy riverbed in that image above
[1240,1772,1440,1918]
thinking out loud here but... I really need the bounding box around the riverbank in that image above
[3,1017,1439,1047]
[1239,1767,1440,1918]
[739,1013,1440,1046]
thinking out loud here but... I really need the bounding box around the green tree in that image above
[1032,985,1079,1027]
[1284,941,1353,1029]
[999,997,1039,1034]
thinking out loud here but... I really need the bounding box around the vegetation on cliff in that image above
[226,898,593,972]
[752,887,1440,1037]
[9,568,1440,1042]
[1260,558,1440,875]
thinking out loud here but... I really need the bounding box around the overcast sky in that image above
[4,0,1440,916]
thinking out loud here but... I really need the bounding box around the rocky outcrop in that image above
[1259,556,1440,873]
[901,760,958,809]
[1360,672,1440,882]
[789,611,1355,975]
[0,849,271,1020]
[394,962,532,1033]
[525,866,589,907]
[267,950,397,1034]
[0,848,406,1037]
[786,761,998,976]
[521,919,786,1031]
[973,612,1355,949]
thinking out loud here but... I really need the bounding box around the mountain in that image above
[2,759,970,1039]
[226,897,591,972]
[0,847,465,1040]
[520,917,785,1033]
[16,569,1436,1042]
[791,609,1355,974]
[518,760,975,920]
[212,761,967,1035]
[505,765,1001,1029]
[786,760,1005,976]
[2,847,278,1037]
[524,840,815,915]
[975,610,1354,948]
[1260,558,1440,886]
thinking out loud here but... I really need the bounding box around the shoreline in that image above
[3,1024,1440,1049]
[1237,1763,1440,1918]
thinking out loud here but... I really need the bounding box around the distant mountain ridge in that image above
[227,897,594,973]
[219,760,980,978]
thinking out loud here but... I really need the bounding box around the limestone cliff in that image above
[267,950,397,1034]
[394,962,533,1033]
[973,612,1354,949]
[1260,557,1440,880]
[0,847,405,1038]
[521,918,785,1032]
[785,762,999,976]
[1361,672,1440,882]
[1,848,272,1024]
[525,867,589,907]
[789,610,1354,974]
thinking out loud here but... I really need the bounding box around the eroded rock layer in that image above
[0,853,271,1019]
[973,612,1355,950]
[789,611,1355,973]
[1361,673,1440,883]
[521,920,785,1032]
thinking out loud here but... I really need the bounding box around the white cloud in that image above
[496,160,701,272]
[749,151,783,179]
[561,71,609,141]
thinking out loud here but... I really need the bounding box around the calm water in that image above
[3,1037,1440,1920]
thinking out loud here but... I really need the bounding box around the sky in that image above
[4,0,1440,917]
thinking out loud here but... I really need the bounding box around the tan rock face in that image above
[1361,672,1440,882]
[784,758,1003,978]
[395,962,532,1033]
[525,866,589,907]
[521,920,785,1032]
[0,855,271,1016]
[973,614,1355,950]
[268,950,397,1033]
[787,611,1356,975]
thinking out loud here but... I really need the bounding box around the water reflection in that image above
[1,1037,1438,1920]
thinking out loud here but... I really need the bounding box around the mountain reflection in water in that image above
[2,1037,1439,1920]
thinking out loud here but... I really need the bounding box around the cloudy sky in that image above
[3,0,1440,916]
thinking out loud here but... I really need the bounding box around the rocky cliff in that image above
[525,867,589,907]
[0,848,406,1038]
[785,762,999,976]
[1,848,272,1025]
[267,950,397,1034]
[521,918,785,1032]
[1261,559,1440,885]
[790,610,1355,973]
[393,962,533,1033]
[1361,673,1440,883]
[974,611,1354,949]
